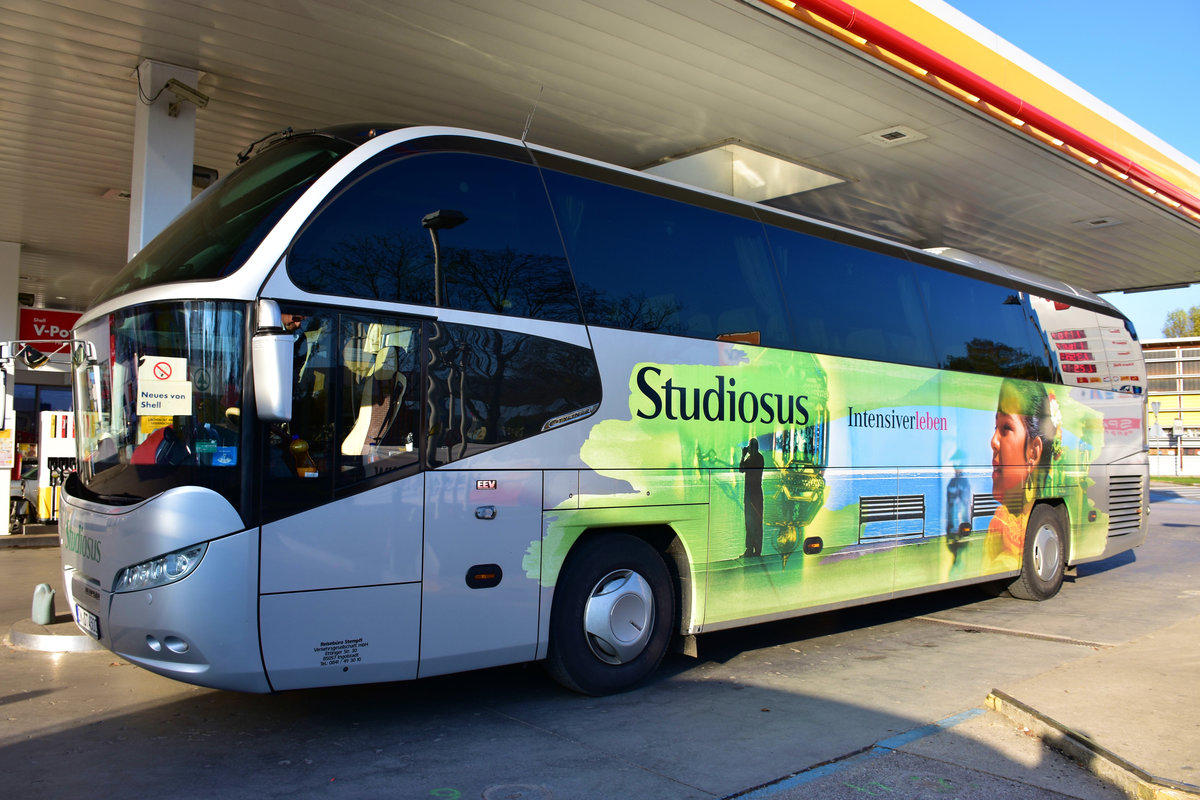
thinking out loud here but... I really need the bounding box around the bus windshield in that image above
[92,135,354,305]
[72,301,248,509]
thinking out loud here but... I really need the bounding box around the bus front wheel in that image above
[546,534,674,695]
[1008,505,1066,601]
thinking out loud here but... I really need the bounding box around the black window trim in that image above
[282,130,1137,387]
[530,140,1130,384]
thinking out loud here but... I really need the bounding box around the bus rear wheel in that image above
[1008,505,1066,601]
[546,534,674,695]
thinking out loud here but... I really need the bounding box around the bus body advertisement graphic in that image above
[536,334,1113,631]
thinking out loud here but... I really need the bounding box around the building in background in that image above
[1143,337,1200,476]
[10,306,76,464]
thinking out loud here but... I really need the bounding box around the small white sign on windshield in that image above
[136,356,193,416]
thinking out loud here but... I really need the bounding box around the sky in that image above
[944,0,1200,339]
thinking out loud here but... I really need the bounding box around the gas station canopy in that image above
[3,0,1199,312]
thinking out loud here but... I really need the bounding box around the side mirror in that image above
[252,300,293,422]
[15,344,50,369]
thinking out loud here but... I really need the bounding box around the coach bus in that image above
[59,124,1148,695]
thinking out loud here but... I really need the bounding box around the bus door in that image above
[258,307,426,690]
[418,469,543,678]
[258,481,425,691]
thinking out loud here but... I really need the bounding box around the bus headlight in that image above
[114,544,207,592]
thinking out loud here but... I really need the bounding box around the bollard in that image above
[32,583,55,626]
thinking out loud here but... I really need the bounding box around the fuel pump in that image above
[37,411,75,523]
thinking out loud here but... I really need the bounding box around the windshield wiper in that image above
[236,127,294,165]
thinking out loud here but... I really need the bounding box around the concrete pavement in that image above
[3,484,1198,799]
[738,482,1200,800]
[987,614,1200,799]
[737,613,1200,799]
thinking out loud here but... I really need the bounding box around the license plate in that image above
[75,604,100,639]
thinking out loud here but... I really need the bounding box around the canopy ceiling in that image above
[3,0,1198,312]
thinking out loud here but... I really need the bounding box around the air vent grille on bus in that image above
[1107,474,1145,537]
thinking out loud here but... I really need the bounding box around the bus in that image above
[59,124,1149,696]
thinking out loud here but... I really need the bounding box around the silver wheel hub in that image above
[1031,523,1062,582]
[583,569,655,665]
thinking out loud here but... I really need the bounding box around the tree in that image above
[944,338,1040,380]
[1163,305,1200,337]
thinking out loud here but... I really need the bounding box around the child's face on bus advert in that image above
[990,386,1042,503]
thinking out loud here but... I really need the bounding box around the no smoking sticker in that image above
[138,355,187,383]
[137,355,192,415]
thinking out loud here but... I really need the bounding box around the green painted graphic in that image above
[539,341,1113,630]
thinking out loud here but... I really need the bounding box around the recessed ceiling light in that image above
[860,125,928,148]
[644,142,844,202]
[1072,217,1122,230]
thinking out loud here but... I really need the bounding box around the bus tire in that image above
[546,533,674,696]
[1008,505,1066,601]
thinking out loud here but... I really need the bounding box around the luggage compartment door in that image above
[419,470,543,677]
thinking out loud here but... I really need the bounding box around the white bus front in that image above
[58,125,607,692]
[62,300,270,691]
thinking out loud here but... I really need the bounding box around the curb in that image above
[0,533,60,549]
[6,617,105,653]
[987,690,1200,800]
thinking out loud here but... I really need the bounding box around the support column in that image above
[1,241,20,535]
[128,60,200,261]
[0,241,17,346]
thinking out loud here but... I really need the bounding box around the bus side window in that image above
[424,320,602,467]
[286,150,581,324]
[261,308,337,520]
[916,268,1049,380]
[764,225,936,367]
[541,169,791,347]
[337,317,421,484]
[261,309,424,521]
